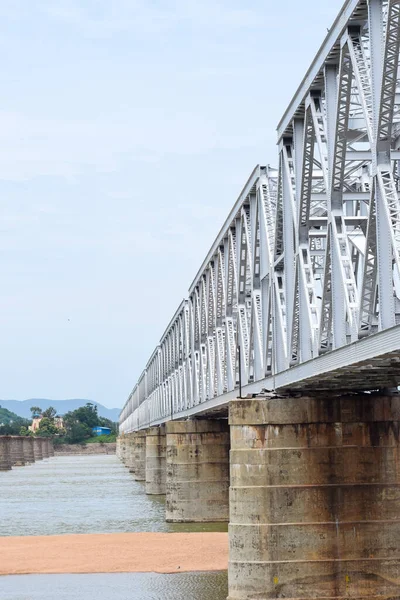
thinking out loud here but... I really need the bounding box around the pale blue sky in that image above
[0,0,342,408]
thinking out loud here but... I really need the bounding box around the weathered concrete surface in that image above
[54,443,116,455]
[48,439,55,457]
[0,436,12,470]
[228,393,400,600]
[41,438,50,459]
[33,437,43,461]
[166,419,230,522]
[146,425,166,495]
[22,437,35,464]
[44,438,52,458]
[10,436,25,466]
[125,433,137,474]
[132,431,146,481]
[121,435,129,463]
[116,436,123,460]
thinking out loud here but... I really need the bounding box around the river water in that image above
[0,454,228,599]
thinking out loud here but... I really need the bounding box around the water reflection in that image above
[0,572,228,600]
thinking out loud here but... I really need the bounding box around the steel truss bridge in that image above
[120,0,400,433]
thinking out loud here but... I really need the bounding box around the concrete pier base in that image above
[116,436,123,460]
[45,438,54,458]
[33,437,43,461]
[165,419,230,522]
[146,425,166,495]
[0,436,12,470]
[10,436,25,466]
[228,393,400,600]
[132,431,146,481]
[125,433,137,474]
[41,438,50,459]
[22,437,35,464]
[123,435,130,464]
[48,439,54,457]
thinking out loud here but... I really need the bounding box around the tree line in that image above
[10,403,117,444]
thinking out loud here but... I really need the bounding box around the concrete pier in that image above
[122,435,129,464]
[22,437,35,464]
[125,433,137,474]
[48,438,54,457]
[165,419,230,522]
[228,393,400,600]
[0,436,12,470]
[41,438,50,459]
[33,437,43,461]
[132,431,146,481]
[146,425,166,495]
[116,436,122,460]
[47,439,53,457]
[10,436,25,466]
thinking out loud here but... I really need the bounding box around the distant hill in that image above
[0,406,27,425]
[0,399,121,422]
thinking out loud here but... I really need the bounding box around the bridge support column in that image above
[10,436,25,466]
[165,419,230,522]
[116,436,123,460]
[41,438,49,459]
[146,425,166,495]
[228,393,400,599]
[125,433,137,473]
[45,438,52,458]
[33,437,43,461]
[48,439,54,457]
[132,430,146,481]
[0,436,12,470]
[22,437,35,464]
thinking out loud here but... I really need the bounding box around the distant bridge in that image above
[120,0,400,433]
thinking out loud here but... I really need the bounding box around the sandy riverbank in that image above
[0,532,228,575]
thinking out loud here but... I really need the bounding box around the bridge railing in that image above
[120,0,400,433]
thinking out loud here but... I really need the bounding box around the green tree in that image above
[37,417,58,437]
[98,416,118,434]
[71,403,98,429]
[61,403,108,444]
[0,408,31,435]
[42,406,57,419]
[19,426,32,436]
[30,406,42,417]
[65,421,91,444]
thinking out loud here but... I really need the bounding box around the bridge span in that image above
[118,1,400,598]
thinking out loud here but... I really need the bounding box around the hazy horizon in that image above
[1,397,120,409]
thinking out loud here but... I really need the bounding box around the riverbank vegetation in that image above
[13,402,118,445]
[84,433,117,444]
[0,406,31,435]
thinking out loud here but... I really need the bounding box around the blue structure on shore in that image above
[92,426,111,436]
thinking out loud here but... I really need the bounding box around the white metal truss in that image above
[120,0,400,433]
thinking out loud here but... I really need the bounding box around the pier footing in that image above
[0,436,12,470]
[228,393,400,599]
[10,436,25,466]
[132,431,146,481]
[165,419,230,522]
[22,437,35,464]
[146,425,166,495]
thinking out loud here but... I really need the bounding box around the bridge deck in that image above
[142,324,400,427]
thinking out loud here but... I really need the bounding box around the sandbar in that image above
[0,532,228,575]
